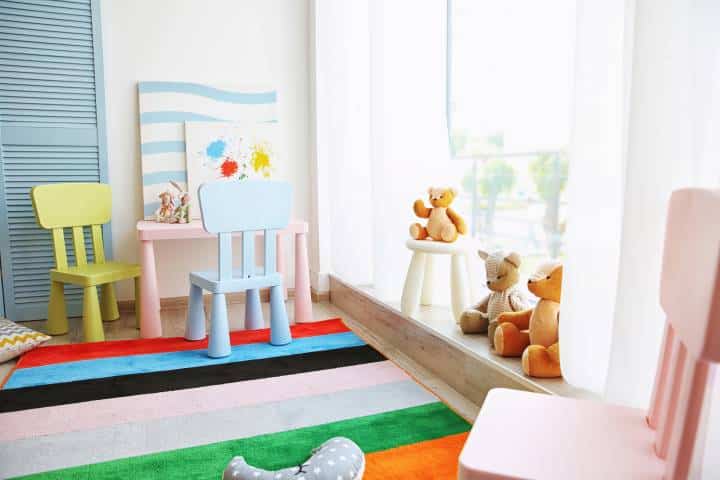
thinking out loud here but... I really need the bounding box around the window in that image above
[448,0,576,272]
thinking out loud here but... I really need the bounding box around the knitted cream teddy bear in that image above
[459,250,531,349]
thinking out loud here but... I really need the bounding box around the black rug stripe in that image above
[0,345,385,413]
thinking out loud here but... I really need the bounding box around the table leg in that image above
[450,253,470,323]
[140,239,162,338]
[276,232,288,300]
[294,232,313,323]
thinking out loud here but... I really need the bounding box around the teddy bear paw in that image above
[409,223,428,240]
[522,344,562,378]
[459,311,488,334]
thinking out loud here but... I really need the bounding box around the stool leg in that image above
[451,253,470,323]
[466,251,478,300]
[100,283,120,322]
[421,254,434,306]
[186,283,206,341]
[269,285,291,346]
[245,288,264,330]
[208,293,230,358]
[82,285,104,342]
[47,281,68,335]
[401,251,426,318]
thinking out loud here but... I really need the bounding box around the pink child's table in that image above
[136,220,312,338]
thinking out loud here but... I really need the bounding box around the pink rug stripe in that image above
[0,361,407,442]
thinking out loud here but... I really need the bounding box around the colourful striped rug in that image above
[0,319,470,479]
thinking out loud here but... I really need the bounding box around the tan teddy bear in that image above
[494,262,562,378]
[459,250,531,349]
[410,187,467,243]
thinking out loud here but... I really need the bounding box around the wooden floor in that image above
[1,299,479,422]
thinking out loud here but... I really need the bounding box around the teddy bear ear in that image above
[448,187,457,197]
[427,187,434,195]
[477,249,489,260]
[505,252,521,268]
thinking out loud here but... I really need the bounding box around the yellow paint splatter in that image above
[250,143,272,175]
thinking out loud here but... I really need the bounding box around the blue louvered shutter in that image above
[0,0,110,321]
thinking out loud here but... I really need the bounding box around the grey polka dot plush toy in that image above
[223,437,365,480]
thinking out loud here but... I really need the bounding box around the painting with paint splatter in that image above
[185,122,279,219]
[137,82,278,220]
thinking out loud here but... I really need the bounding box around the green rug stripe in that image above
[13,402,469,480]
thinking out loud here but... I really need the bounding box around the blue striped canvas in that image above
[137,82,278,218]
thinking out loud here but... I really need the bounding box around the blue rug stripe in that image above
[5,332,365,389]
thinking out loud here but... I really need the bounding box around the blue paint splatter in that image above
[205,139,226,159]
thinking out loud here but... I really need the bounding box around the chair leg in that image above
[208,293,231,358]
[100,283,120,322]
[47,281,68,335]
[82,285,104,342]
[245,288,264,330]
[185,283,206,341]
[134,277,142,330]
[269,285,291,346]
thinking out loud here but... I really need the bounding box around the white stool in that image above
[400,238,474,322]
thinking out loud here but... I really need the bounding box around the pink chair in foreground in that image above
[459,188,720,480]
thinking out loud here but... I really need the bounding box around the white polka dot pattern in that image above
[222,437,364,480]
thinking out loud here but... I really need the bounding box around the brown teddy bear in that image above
[494,262,562,378]
[410,187,467,242]
[459,250,531,348]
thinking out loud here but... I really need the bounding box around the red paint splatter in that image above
[220,158,239,178]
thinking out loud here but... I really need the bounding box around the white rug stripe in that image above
[0,380,435,478]
[0,361,407,442]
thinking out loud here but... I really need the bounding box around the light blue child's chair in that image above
[185,180,293,358]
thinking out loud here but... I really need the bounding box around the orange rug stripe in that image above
[364,432,469,479]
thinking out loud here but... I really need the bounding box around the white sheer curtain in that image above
[315,0,452,301]
[562,0,720,476]
[316,0,719,475]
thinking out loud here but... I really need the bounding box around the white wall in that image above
[100,0,311,300]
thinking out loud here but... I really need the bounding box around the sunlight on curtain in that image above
[315,0,373,286]
[559,0,633,394]
[317,0,452,301]
[368,0,451,300]
[563,0,719,476]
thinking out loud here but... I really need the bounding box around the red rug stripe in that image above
[17,319,347,369]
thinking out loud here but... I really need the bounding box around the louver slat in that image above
[0,0,109,321]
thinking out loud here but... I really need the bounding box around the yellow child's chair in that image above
[31,183,141,342]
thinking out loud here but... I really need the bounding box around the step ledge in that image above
[329,275,598,403]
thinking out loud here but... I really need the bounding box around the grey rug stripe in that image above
[0,380,436,478]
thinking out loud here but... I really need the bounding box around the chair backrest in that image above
[198,180,292,280]
[647,188,720,479]
[31,183,112,268]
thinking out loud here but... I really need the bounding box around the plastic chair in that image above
[185,180,293,358]
[31,183,141,343]
[459,188,720,480]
